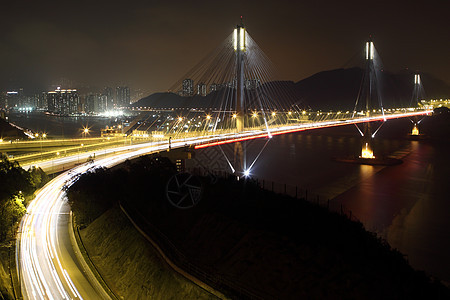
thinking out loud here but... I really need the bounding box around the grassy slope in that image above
[128,177,450,299]
[67,152,450,299]
[80,205,217,300]
[0,248,13,300]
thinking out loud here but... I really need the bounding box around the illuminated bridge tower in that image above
[360,39,376,159]
[234,21,246,133]
[233,20,247,176]
[411,73,422,136]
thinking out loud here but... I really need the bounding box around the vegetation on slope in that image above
[0,153,49,299]
[67,155,450,299]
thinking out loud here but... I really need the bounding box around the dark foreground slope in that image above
[80,205,216,299]
[0,118,27,140]
[67,156,450,299]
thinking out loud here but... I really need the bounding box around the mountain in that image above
[133,68,450,111]
[295,67,450,111]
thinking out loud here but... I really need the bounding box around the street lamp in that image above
[82,127,89,138]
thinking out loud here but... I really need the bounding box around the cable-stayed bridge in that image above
[14,21,433,300]
[118,22,429,176]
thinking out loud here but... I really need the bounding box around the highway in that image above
[16,110,431,299]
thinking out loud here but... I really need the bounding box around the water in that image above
[7,112,122,138]
[247,118,450,283]
[8,112,450,282]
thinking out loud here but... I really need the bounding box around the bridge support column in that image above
[234,22,246,176]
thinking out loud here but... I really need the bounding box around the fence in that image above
[253,177,360,223]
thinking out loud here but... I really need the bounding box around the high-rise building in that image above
[47,88,79,114]
[38,92,48,110]
[5,91,19,108]
[182,79,194,96]
[5,88,25,108]
[197,83,207,96]
[102,87,114,110]
[115,86,130,108]
[85,93,107,113]
[245,79,260,90]
[0,93,7,109]
[209,83,219,93]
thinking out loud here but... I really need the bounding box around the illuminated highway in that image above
[17,110,431,299]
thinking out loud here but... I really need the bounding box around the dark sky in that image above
[1,0,449,95]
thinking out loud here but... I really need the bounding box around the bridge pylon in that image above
[234,20,247,177]
[360,39,377,159]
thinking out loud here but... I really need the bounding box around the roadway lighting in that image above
[83,128,89,134]
[288,111,292,115]
[178,117,183,122]
[118,124,122,129]
[252,112,257,118]
[81,144,84,147]
[271,112,276,117]
[56,152,60,156]
[206,115,211,120]
[302,111,306,115]
[35,133,39,138]
[232,114,237,119]
[42,133,47,138]
[243,169,250,177]
[0,139,2,143]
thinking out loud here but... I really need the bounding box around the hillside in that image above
[132,68,450,111]
[0,118,27,140]
[67,156,450,299]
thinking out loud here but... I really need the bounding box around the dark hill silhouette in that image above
[133,68,450,111]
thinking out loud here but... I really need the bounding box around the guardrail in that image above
[119,201,275,299]
[69,211,120,300]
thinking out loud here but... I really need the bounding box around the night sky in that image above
[1,0,449,95]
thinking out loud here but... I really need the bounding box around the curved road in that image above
[18,135,221,299]
[17,111,430,299]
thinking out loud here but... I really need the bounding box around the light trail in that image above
[194,110,432,149]
[18,109,431,299]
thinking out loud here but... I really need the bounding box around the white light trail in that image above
[18,109,431,299]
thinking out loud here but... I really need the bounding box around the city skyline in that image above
[1,0,448,96]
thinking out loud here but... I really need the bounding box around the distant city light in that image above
[100,110,124,117]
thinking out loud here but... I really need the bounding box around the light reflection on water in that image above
[9,113,450,282]
[250,124,450,282]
